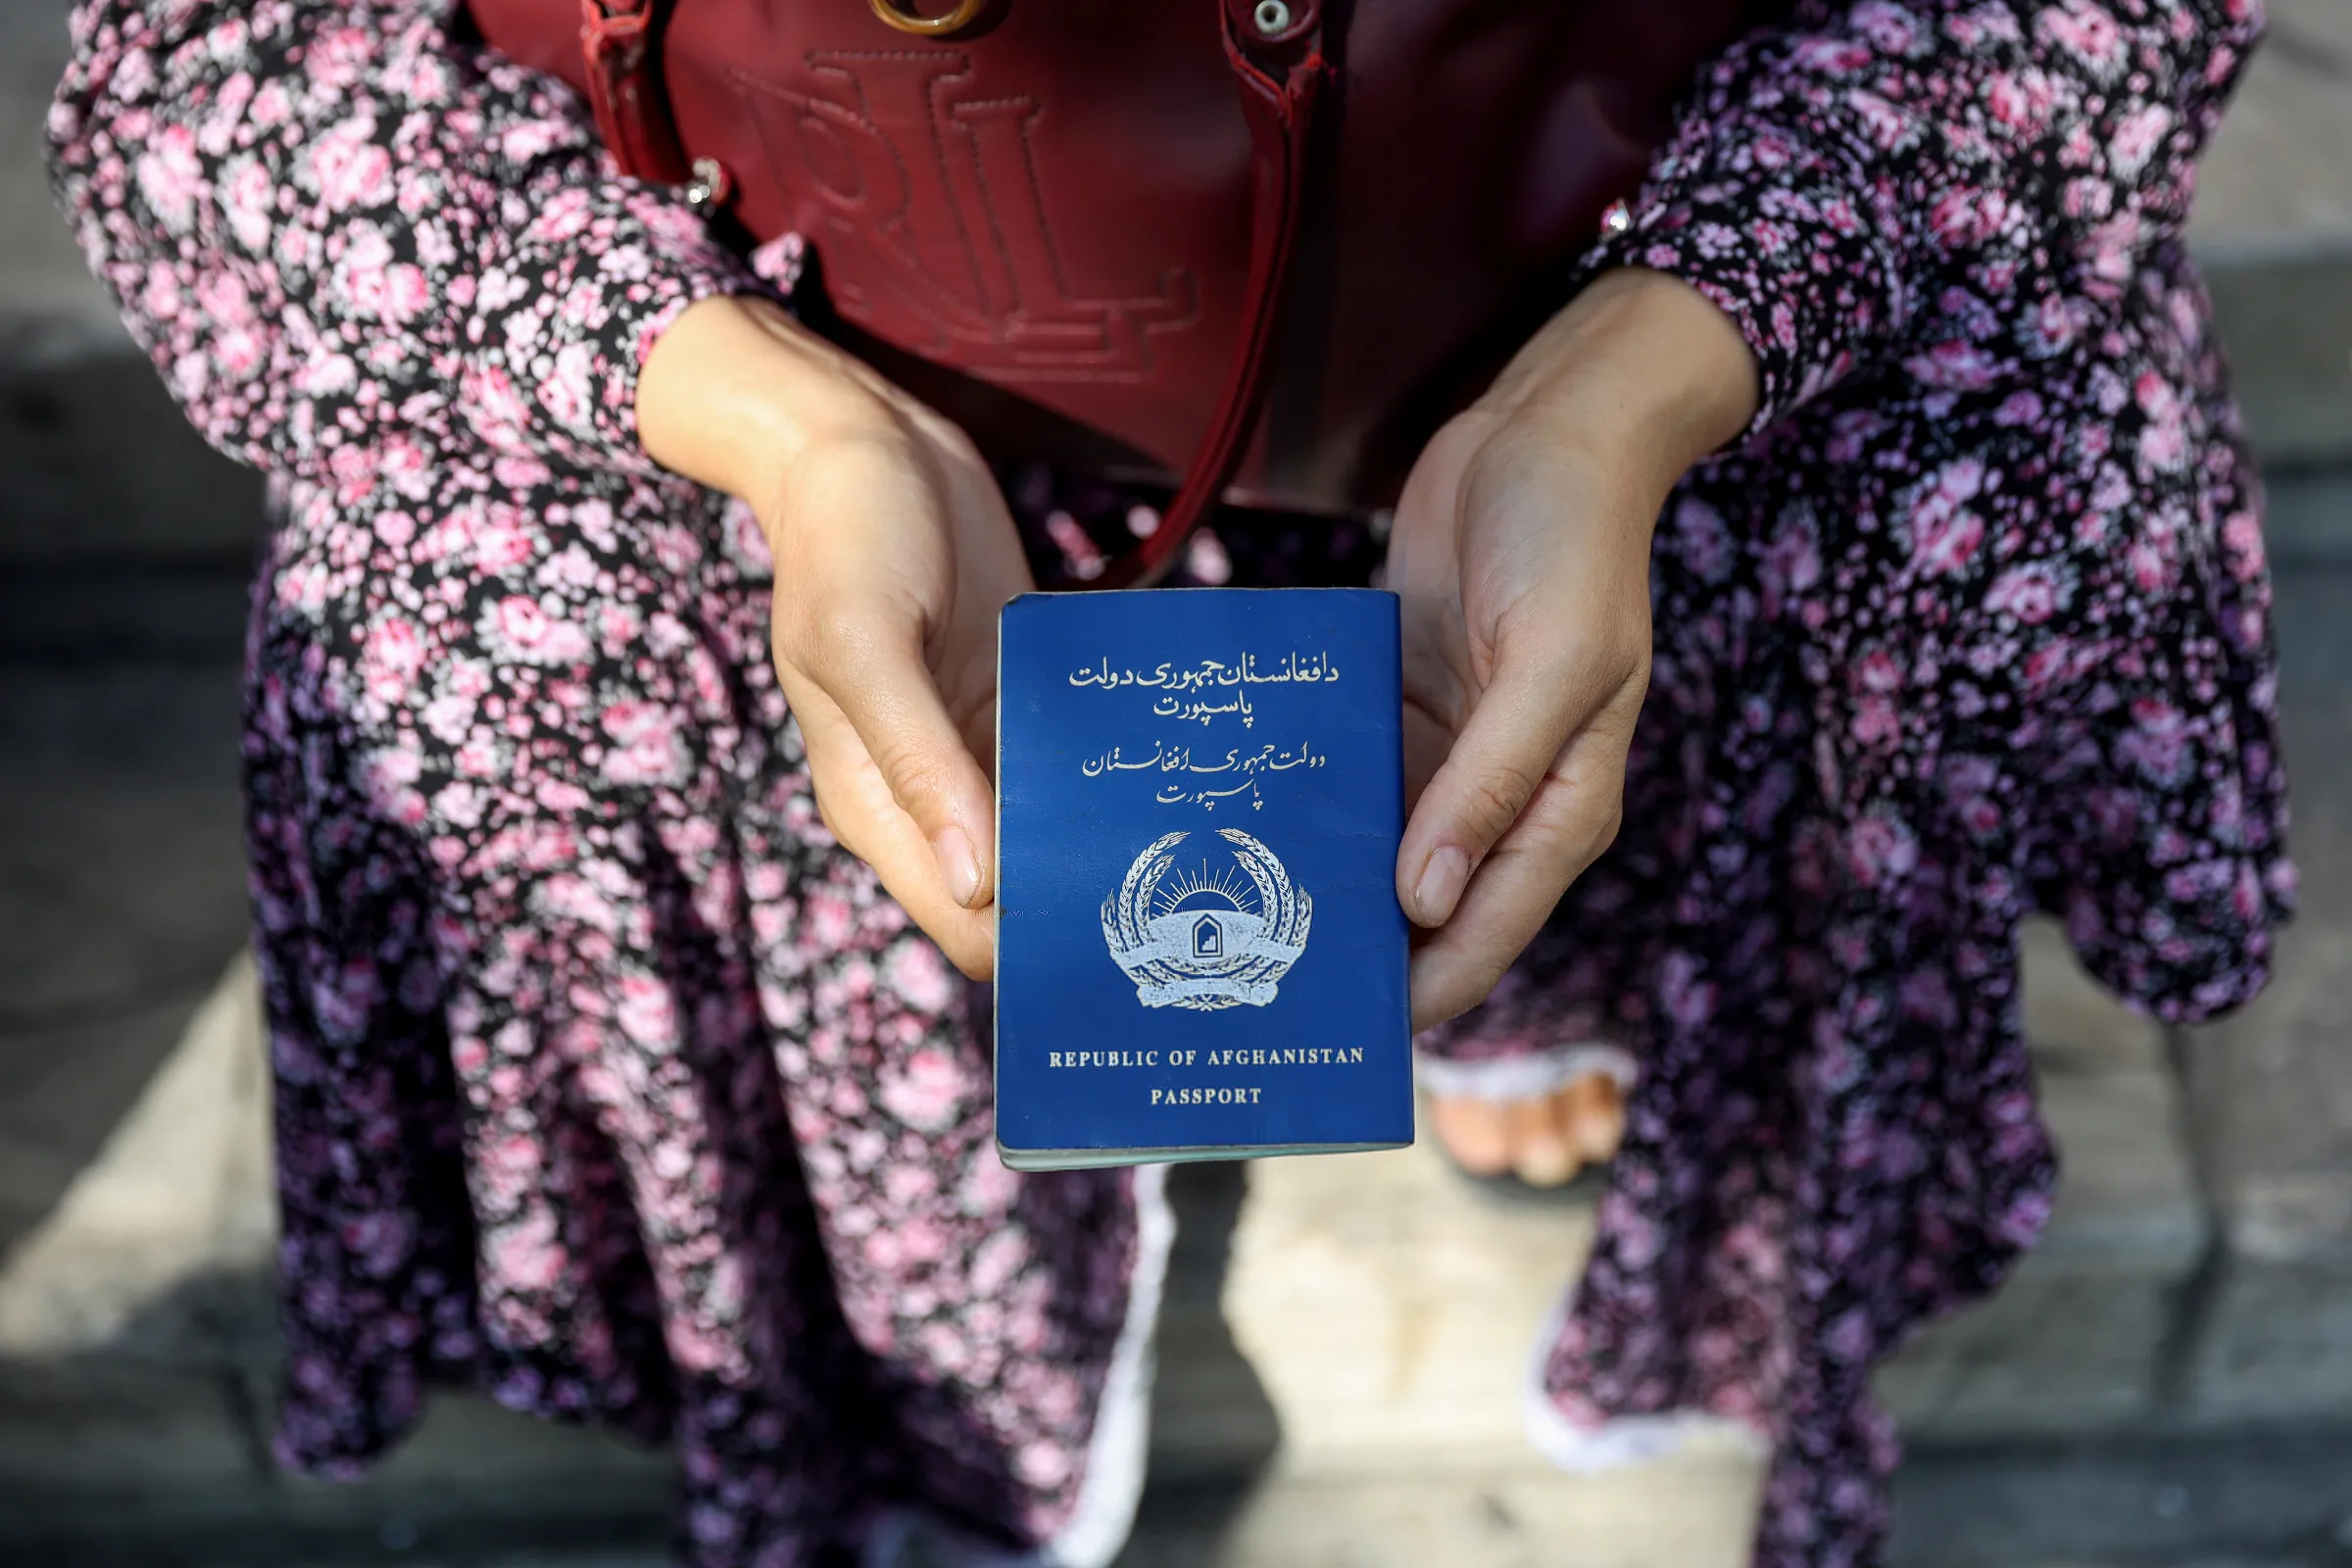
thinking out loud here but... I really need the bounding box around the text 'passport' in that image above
[994,588,1413,1170]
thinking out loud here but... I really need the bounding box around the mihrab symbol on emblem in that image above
[1102,829,1312,1010]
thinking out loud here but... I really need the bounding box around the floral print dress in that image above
[48,0,2285,1565]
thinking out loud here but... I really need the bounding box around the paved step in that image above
[2169,509,2352,1437]
[1890,1429,2352,1568]
[2191,0,2352,464]
[2188,535,2352,1275]
[0,923,2188,1560]
[0,657,248,1265]
[1878,920,2210,1440]
[2190,0,2352,261]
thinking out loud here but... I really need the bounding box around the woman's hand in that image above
[639,294,1028,979]
[1392,269,1759,1031]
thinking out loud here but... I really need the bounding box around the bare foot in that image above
[1426,1075,1626,1188]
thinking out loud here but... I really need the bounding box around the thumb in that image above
[810,616,998,909]
[1396,647,1595,927]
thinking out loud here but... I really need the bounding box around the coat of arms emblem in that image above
[1102,829,1312,1010]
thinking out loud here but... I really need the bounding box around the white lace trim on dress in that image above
[1517,1279,1769,1475]
[1414,1041,1637,1102]
[864,1161,1175,1568]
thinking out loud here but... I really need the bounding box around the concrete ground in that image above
[6,0,2352,1565]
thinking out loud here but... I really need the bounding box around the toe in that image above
[1507,1093,1580,1188]
[1427,1094,1513,1176]
[1562,1073,1627,1163]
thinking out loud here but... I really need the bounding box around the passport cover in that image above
[994,587,1414,1170]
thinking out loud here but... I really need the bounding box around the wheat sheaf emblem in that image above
[1101,829,1312,1010]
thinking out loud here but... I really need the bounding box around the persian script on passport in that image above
[994,587,1413,1171]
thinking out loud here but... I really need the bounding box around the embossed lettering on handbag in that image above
[466,0,1766,582]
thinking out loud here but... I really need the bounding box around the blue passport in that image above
[994,587,1414,1170]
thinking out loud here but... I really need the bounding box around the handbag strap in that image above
[1104,0,1328,587]
[579,0,1331,589]
[579,0,693,182]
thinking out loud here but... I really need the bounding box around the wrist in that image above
[637,293,902,509]
[1485,268,1761,497]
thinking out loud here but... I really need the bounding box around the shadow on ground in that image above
[0,1163,1280,1567]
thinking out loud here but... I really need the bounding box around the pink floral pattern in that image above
[51,3,1136,1563]
[1417,2,2287,1563]
[48,0,2285,1564]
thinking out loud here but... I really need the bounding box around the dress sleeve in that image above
[1588,0,2266,434]
[46,0,766,484]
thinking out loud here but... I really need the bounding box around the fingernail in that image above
[933,824,982,908]
[1412,846,1468,924]
[1513,1137,1580,1189]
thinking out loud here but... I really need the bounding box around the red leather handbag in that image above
[465,0,1768,583]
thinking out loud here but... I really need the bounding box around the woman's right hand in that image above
[638,294,1030,978]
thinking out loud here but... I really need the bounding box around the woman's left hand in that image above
[1392,269,1760,1032]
